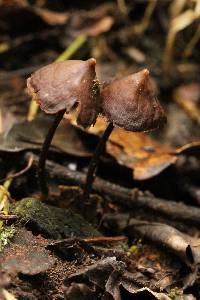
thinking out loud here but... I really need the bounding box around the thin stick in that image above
[0,214,17,220]
[38,110,65,199]
[0,175,13,229]
[83,122,114,199]
[29,154,200,226]
[55,34,87,62]
[0,154,33,183]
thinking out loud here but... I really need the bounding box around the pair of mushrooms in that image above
[27,58,166,199]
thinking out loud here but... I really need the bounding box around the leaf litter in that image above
[0,1,200,299]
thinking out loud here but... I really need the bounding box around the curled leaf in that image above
[101,69,166,132]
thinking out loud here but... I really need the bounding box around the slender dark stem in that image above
[38,110,65,199]
[83,122,114,199]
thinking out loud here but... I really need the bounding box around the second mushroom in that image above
[83,69,166,198]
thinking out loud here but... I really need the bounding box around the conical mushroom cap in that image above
[27,58,100,128]
[101,69,166,132]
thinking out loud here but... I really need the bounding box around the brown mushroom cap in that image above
[27,58,100,128]
[101,69,166,132]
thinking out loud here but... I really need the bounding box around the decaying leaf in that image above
[163,103,200,147]
[33,7,69,26]
[121,287,172,300]
[128,219,200,269]
[64,283,95,300]
[174,83,200,126]
[70,3,114,37]
[0,114,92,157]
[78,16,114,37]
[65,257,126,299]
[0,1,69,26]
[107,128,177,180]
[67,115,200,180]
[0,228,55,275]
[65,256,179,300]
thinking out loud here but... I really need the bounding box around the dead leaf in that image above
[33,7,68,26]
[78,16,114,37]
[64,283,95,300]
[0,114,92,157]
[174,83,200,126]
[119,287,172,300]
[163,103,200,147]
[65,256,175,300]
[67,115,200,180]
[65,257,126,299]
[128,219,200,269]
[70,3,114,37]
[0,228,55,275]
[0,1,69,26]
[107,129,177,180]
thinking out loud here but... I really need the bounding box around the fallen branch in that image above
[30,154,200,227]
[0,213,18,220]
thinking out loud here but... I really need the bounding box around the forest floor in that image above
[0,1,200,299]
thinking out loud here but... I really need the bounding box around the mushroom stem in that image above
[38,110,65,199]
[83,122,114,199]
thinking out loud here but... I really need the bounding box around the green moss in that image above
[12,198,100,239]
[128,239,142,256]
[0,225,16,252]
[168,287,182,298]
[91,78,100,98]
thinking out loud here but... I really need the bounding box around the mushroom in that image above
[83,69,166,199]
[27,58,100,198]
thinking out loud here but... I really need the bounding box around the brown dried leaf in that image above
[67,114,200,179]
[107,128,177,180]
[174,83,200,126]
[0,1,69,25]
[79,16,114,36]
[0,115,92,157]
[33,7,69,26]
[128,219,200,268]
[27,58,100,128]
[64,283,95,300]
[119,287,172,300]
[101,69,166,132]
[0,229,55,275]
[65,256,174,300]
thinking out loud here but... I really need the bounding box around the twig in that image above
[0,175,13,229]
[55,34,87,62]
[49,235,127,246]
[0,214,18,220]
[29,154,200,227]
[0,154,33,183]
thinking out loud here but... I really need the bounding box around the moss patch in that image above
[12,198,100,239]
[0,225,16,252]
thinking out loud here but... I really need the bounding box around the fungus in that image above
[27,58,99,198]
[83,69,166,199]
